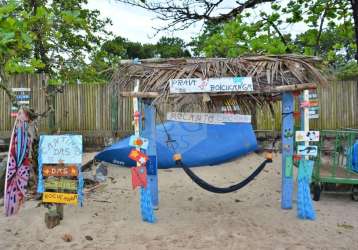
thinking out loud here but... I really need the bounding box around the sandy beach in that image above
[1,153,358,250]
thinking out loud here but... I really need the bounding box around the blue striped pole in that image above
[143,101,159,208]
[281,92,294,209]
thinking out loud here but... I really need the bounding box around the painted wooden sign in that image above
[308,106,319,119]
[129,135,149,150]
[297,145,318,157]
[169,77,253,93]
[45,179,77,191]
[295,131,320,142]
[11,88,31,117]
[42,192,78,205]
[128,149,148,165]
[15,95,31,100]
[12,88,31,92]
[167,112,251,124]
[300,100,319,108]
[43,165,78,177]
[39,135,82,164]
[308,90,318,99]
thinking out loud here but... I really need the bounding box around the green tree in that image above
[155,37,191,58]
[0,0,111,85]
[0,1,43,101]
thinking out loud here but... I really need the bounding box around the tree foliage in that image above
[0,0,111,85]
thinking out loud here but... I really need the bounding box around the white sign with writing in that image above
[295,131,320,142]
[169,77,253,93]
[167,112,251,124]
[39,135,82,164]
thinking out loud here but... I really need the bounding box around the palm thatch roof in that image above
[111,55,327,111]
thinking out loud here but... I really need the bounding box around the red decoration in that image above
[134,111,140,120]
[128,149,148,165]
[131,166,147,189]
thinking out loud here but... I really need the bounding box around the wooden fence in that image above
[1,74,357,142]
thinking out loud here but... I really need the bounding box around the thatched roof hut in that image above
[112,55,327,112]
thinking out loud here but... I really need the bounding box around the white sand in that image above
[1,153,358,250]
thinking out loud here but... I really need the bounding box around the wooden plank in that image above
[43,192,78,204]
[45,179,77,191]
[43,165,78,177]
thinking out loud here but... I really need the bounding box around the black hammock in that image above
[155,107,274,194]
[175,158,272,194]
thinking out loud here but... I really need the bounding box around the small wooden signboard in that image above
[43,192,78,205]
[38,135,83,229]
[43,165,78,177]
[169,77,253,93]
[45,179,77,191]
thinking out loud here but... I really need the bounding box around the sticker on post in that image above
[129,135,149,150]
[297,145,318,157]
[128,149,149,165]
[42,192,78,204]
[295,131,320,142]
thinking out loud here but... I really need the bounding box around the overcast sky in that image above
[86,0,203,44]
[86,0,308,44]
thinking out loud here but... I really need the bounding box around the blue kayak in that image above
[95,121,257,168]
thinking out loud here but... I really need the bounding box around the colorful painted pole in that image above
[297,90,316,220]
[281,92,294,209]
[142,101,158,208]
[132,79,156,223]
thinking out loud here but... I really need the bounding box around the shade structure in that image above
[95,121,258,168]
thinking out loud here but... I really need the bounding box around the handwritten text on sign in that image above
[45,179,77,191]
[167,112,251,124]
[43,165,78,177]
[39,135,82,164]
[42,192,78,205]
[169,77,253,93]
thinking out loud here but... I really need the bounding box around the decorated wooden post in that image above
[281,92,294,209]
[37,135,83,228]
[296,90,316,220]
[142,100,158,208]
[128,79,156,223]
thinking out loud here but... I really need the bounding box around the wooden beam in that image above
[120,83,317,99]
[120,91,160,98]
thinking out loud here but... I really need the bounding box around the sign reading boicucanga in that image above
[42,192,78,205]
[43,165,78,177]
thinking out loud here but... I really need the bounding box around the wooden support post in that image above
[111,94,118,132]
[142,100,158,208]
[281,92,294,209]
[47,85,56,133]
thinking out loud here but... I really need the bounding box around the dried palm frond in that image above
[111,55,327,111]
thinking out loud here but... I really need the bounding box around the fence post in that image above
[47,85,56,133]
[111,93,118,132]
[281,92,294,209]
[142,100,158,208]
